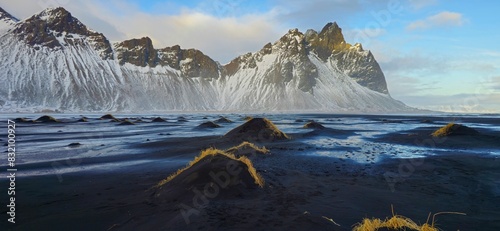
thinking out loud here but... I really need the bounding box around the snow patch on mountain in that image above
[0,7,414,113]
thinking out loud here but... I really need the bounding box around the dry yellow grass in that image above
[352,215,424,231]
[352,206,465,231]
[225,141,270,156]
[157,148,265,188]
[431,122,456,137]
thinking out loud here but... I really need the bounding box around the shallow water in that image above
[1,113,499,177]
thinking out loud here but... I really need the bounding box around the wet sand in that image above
[1,114,500,230]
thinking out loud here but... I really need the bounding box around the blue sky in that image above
[1,0,499,113]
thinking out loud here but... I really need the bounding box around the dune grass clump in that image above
[216,117,233,123]
[431,123,479,137]
[225,141,270,157]
[352,207,465,231]
[35,115,60,123]
[243,116,253,121]
[303,121,325,129]
[100,114,116,120]
[157,148,265,188]
[224,118,290,141]
[151,117,167,122]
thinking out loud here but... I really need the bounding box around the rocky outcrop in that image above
[0,7,412,112]
[0,7,18,23]
[11,7,113,59]
[115,37,158,67]
[305,22,388,94]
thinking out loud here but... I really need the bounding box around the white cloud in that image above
[0,0,285,63]
[407,11,466,30]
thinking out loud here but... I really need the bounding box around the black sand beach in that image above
[1,114,499,230]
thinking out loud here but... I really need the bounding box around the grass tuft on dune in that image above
[225,141,269,157]
[352,208,465,231]
[432,123,479,137]
[224,117,289,141]
[352,215,433,231]
[157,148,265,188]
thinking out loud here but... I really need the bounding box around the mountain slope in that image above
[0,7,413,112]
[0,7,18,31]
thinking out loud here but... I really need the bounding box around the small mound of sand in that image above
[68,142,81,147]
[215,117,233,123]
[303,121,325,129]
[197,121,221,129]
[77,117,88,122]
[100,114,116,120]
[432,123,479,137]
[157,148,264,188]
[151,117,167,122]
[14,117,32,123]
[154,149,264,203]
[118,120,135,126]
[35,115,59,123]
[225,142,269,157]
[224,118,289,142]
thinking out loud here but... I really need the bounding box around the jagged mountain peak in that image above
[114,38,220,78]
[0,8,407,111]
[20,7,89,35]
[7,7,113,59]
[0,7,19,22]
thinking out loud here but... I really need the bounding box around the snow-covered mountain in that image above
[0,7,413,112]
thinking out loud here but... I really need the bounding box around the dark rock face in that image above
[224,22,389,94]
[115,39,221,78]
[0,7,19,22]
[306,22,389,94]
[224,29,318,93]
[305,22,348,61]
[158,45,221,78]
[11,7,113,59]
[115,37,158,67]
[332,45,388,94]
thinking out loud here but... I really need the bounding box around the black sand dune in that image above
[196,121,221,129]
[215,117,233,123]
[153,148,264,204]
[77,117,88,122]
[372,123,500,149]
[7,114,500,231]
[431,123,479,137]
[35,115,60,123]
[118,120,135,126]
[223,118,289,142]
[151,117,167,122]
[14,117,32,122]
[225,141,269,157]
[100,114,117,120]
[303,121,326,129]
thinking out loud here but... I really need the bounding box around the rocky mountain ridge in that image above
[0,7,411,112]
